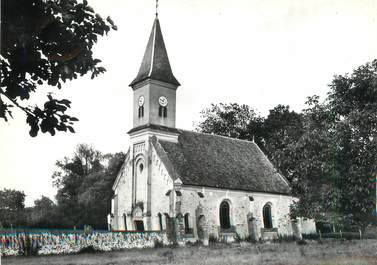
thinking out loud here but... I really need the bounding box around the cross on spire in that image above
[155,0,159,17]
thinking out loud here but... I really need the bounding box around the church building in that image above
[110,14,315,241]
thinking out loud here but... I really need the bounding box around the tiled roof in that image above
[155,130,291,195]
[130,18,180,87]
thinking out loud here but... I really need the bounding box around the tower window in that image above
[138,106,144,118]
[159,106,167,118]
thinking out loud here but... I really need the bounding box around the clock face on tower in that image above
[138,96,145,106]
[158,96,168,107]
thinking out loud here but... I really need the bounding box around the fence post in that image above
[340,230,342,238]
[319,230,322,240]
[359,229,362,240]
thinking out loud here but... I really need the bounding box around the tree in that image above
[288,96,336,222]
[28,196,59,228]
[52,144,125,228]
[52,144,104,227]
[262,105,304,180]
[195,103,264,143]
[326,59,377,227]
[0,0,117,136]
[288,60,377,229]
[0,188,26,227]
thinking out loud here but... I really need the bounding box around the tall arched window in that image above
[263,203,273,229]
[158,213,163,231]
[138,106,144,118]
[159,106,167,117]
[123,213,127,231]
[164,213,170,228]
[220,201,231,229]
[184,213,191,234]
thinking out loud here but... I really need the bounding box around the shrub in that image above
[83,225,93,235]
[273,235,295,243]
[154,239,164,248]
[296,239,307,245]
[186,240,200,247]
[169,242,179,249]
[234,233,242,243]
[245,235,258,244]
[302,233,319,240]
[209,235,219,243]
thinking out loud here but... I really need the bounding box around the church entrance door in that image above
[134,220,145,231]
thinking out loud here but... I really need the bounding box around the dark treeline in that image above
[196,59,377,230]
[0,144,125,230]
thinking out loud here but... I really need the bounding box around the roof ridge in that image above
[147,18,157,77]
[177,129,258,145]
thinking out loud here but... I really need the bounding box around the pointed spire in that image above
[130,17,180,87]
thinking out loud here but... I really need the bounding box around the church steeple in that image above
[129,15,180,130]
[130,18,180,87]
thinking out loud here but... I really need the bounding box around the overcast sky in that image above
[1,0,377,206]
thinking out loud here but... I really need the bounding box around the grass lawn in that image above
[2,239,377,265]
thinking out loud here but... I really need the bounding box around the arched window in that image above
[159,106,167,118]
[123,213,127,231]
[184,213,191,234]
[220,201,231,229]
[263,204,273,229]
[138,106,144,118]
[164,213,171,233]
[158,213,163,231]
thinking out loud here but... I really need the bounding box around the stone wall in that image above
[179,186,294,239]
[0,232,169,257]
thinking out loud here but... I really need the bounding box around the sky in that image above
[1,0,377,206]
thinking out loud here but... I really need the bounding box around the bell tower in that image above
[129,17,180,130]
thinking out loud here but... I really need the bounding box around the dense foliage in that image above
[0,145,125,229]
[0,0,116,136]
[196,59,377,229]
[0,189,26,227]
[51,144,125,229]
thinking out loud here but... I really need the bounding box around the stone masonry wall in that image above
[0,232,169,257]
[180,186,294,239]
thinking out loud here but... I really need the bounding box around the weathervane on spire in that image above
[155,0,159,17]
